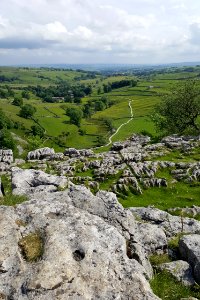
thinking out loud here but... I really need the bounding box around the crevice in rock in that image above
[126,240,141,263]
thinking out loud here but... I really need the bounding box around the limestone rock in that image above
[0,187,160,300]
[130,207,200,237]
[27,147,55,160]
[0,149,13,164]
[11,167,68,195]
[159,260,195,286]
[136,223,167,255]
[179,234,200,284]
[64,148,94,158]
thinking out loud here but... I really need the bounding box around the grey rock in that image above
[11,167,68,196]
[179,234,200,284]
[136,223,167,255]
[13,159,26,166]
[141,178,167,188]
[159,260,195,286]
[168,206,200,218]
[0,187,159,300]
[130,207,200,237]
[64,148,94,158]
[0,150,13,164]
[48,153,64,160]
[27,147,55,160]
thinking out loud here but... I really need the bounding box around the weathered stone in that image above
[159,260,195,286]
[27,147,55,160]
[136,223,167,255]
[130,207,200,237]
[0,150,13,164]
[179,234,200,284]
[64,148,94,158]
[0,187,159,300]
[11,167,68,195]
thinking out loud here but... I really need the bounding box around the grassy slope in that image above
[1,67,200,150]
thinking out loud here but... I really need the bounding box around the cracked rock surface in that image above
[0,185,160,300]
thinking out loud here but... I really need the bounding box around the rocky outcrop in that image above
[64,148,94,158]
[0,186,160,300]
[0,149,13,164]
[158,260,195,286]
[179,234,200,284]
[11,167,68,195]
[162,135,200,151]
[130,207,200,237]
[27,147,55,160]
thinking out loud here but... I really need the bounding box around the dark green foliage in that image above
[0,109,13,129]
[0,128,16,150]
[30,82,91,103]
[97,87,101,94]
[83,103,92,118]
[0,89,7,98]
[97,135,107,146]
[78,128,86,136]
[100,96,109,108]
[102,117,115,131]
[111,79,137,89]
[153,80,200,135]
[31,125,45,137]
[103,80,137,93]
[66,107,83,127]
[94,100,105,111]
[12,96,23,107]
[19,104,36,119]
[21,90,30,99]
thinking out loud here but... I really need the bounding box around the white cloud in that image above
[0,0,200,64]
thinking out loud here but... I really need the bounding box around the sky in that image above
[0,0,200,65]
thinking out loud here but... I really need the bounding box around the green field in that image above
[0,66,200,152]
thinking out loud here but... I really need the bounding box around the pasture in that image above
[0,66,200,151]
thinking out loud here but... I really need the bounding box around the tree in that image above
[31,125,45,137]
[22,90,30,99]
[94,100,105,112]
[152,80,200,135]
[100,96,108,108]
[19,104,36,119]
[12,96,23,107]
[66,107,83,127]
[83,103,92,118]
[0,128,16,150]
[97,87,101,95]
[0,109,13,129]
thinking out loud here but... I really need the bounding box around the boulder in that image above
[136,223,167,255]
[11,167,68,196]
[130,207,200,237]
[0,187,160,300]
[64,148,94,158]
[0,149,13,164]
[179,234,200,284]
[27,147,55,160]
[159,260,195,286]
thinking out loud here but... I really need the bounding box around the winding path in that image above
[94,99,134,149]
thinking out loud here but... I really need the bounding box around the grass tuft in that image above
[151,270,200,299]
[18,231,44,262]
[149,253,171,266]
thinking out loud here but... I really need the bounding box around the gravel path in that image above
[94,100,134,149]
